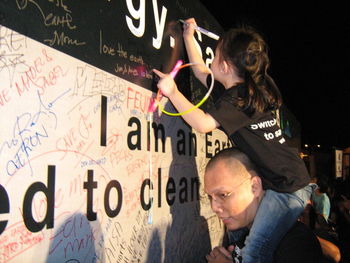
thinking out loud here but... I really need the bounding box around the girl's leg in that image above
[241,184,315,263]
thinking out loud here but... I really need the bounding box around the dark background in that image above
[200,0,349,150]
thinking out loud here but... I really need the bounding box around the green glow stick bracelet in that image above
[157,62,214,116]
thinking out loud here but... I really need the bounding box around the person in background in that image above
[153,18,314,263]
[312,175,331,222]
[309,176,341,262]
[203,148,323,263]
[335,195,350,263]
[300,201,341,263]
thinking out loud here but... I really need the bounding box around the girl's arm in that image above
[153,69,219,133]
[182,18,211,86]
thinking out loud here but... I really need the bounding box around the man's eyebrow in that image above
[206,187,230,194]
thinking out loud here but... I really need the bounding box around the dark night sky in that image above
[199,0,350,149]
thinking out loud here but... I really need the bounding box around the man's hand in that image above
[206,246,234,263]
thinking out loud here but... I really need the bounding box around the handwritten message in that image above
[0,0,225,261]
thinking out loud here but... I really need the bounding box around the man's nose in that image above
[211,200,223,214]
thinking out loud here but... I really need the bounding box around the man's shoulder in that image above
[274,221,323,263]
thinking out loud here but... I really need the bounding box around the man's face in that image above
[204,161,261,230]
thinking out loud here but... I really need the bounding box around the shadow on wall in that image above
[145,228,162,263]
[165,116,211,263]
[146,22,213,261]
[45,212,102,263]
[145,98,212,262]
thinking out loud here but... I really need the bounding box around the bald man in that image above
[204,148,323,263]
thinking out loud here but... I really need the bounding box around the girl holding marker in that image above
[153,18,314,263]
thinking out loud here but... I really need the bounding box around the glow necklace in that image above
[149,60,214,116]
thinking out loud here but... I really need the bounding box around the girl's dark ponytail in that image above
[218,26,283,114]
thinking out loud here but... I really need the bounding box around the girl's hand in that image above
[152,69,178,98]
[182,18,197,39]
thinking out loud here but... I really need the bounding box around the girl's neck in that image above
[315,188,323,195]
[223,71,243,89]
[223,78,243,89]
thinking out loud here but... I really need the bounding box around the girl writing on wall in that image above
[153,18,314,263]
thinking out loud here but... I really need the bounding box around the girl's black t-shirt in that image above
[206,75,310,193]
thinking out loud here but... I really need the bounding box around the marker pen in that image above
[179,19,220,40]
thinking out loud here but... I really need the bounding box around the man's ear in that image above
[251,175,263,197]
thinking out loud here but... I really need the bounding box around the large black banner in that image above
[1,0,222,96]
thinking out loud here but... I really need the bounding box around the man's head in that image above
[204,148,264,230]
